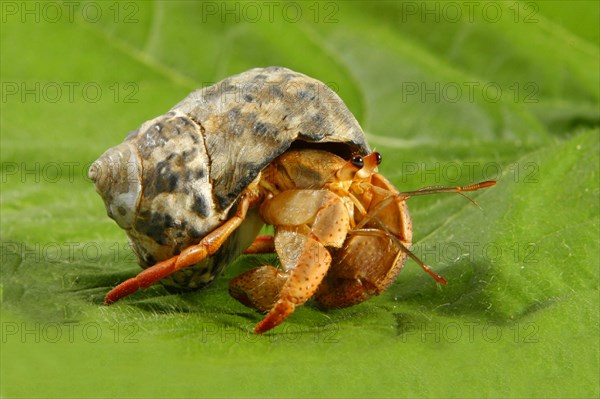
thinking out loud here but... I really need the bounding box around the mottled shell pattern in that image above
[90,66,370,290]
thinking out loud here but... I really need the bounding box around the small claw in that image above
[251,237,331,333]
[254,299,296,334]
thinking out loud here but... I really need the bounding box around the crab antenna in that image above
[348,180,496,282]
[354,180,496,231]
[395,238,448,284]
[398,180,496,197]
[381,224,447,284]
[349,227,447,284]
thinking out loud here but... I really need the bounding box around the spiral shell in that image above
[90,66,370,290]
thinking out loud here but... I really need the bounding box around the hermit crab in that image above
[90,66,495,333]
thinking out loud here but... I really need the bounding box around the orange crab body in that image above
[228,149,414,332]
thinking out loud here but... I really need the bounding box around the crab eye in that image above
[351,155,364,168]
[374,152,382,165]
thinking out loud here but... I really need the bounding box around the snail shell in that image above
[90,66,369,291]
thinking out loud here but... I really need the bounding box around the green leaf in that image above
[1,1,598,398]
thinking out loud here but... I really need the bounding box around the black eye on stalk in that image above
[351,155,364,168]
[374,152,382,165]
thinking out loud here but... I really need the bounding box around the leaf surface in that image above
[1,1,598,398]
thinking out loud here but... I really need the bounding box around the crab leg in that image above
[105,194,253,304]
[315,228,405,308]
[254,236,331,334]
[230,190,349,333]
[243,235,275,254]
